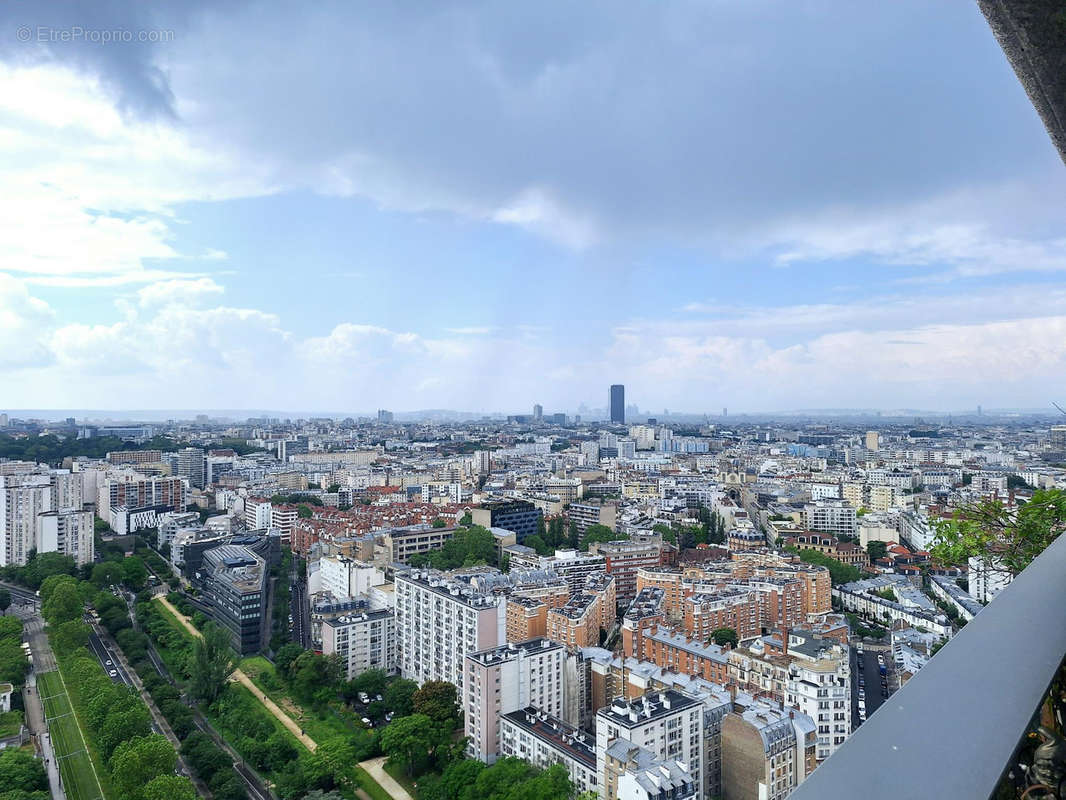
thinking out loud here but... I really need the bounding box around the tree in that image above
[422,758,484,800]
[0,590,10,615]
[109,734,177,800]
[711,627,738,648]
[51,619,90,654]
[384,678,418,717]
[931,489,1066,579]
[297,505,313,519]
[42,581,82,625]
[867,541,888,562]
[306,736,357,788]
[143,775,196,800]
[581,524,621,550]
[274,642,304,679]
[523,535,551,556]
[121,557,148,590]
[413,680,459,725]
[189,622,237,704]
[347,668,388,699]
[472,757,539,799]
[91,561,124,587]
[380,714,437,776]
[0,749,47,794]
[290,652,343,705]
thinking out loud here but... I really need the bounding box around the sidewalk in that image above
[359,757,414,800]
[24,674,65,800]
[155,594,318,751]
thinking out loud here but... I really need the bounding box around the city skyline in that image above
[1,3,1064,411]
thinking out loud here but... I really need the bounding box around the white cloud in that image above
[0,64,271,288]
[0,274,55,368]
[137,277,225,308]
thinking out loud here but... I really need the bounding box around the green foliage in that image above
[785,545,861,585]
[581,523,622,550]
[347,668,388,700]
[189,621,237,704]
[384,678,418,717]
[274,642,304,680]
[0,552,76,589]
[288,651,343,706]
[711,627,738,648]
[523,534,552,555]
[0,589,10,615]
[867,540,888,561]
[109,734,177,800]
[930,489,1066,578]
[0,616,27,686]
[0,749,47,795]
[875,588,897,603]
[380,714,438,776]
[412,680,459,726]
[91,561,124,587]
[51,619,91,654]
[42,581,82,625]
[407,525,495,569]
[470,757,573,800]
[143,775,197,800]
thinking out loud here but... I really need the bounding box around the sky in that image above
[1,0,1064,415]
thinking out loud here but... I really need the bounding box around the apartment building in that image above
[36,508,94,566]
[568,500,618,537]
[244,497,273,530]
[318,555,386,600]
[321,606,396,679]
[785,533,870,569]
[270,504,299,545]
[504,547,607,594]
[176,446,206,489]
[589,538,665,602]
[0,475,52,567]
[684,589,763,642]
[100,476,187,522]
[158,511,202,549]
[638,629,732,685]
[464,638,564,763]
[802,501,857,538]
[378,523,459,565]
[107,449,164,465]
[547,593,603,650]
[596,690,704,800]
[499,708,599,795]
[394,569,505,688]
[720,701,816,800]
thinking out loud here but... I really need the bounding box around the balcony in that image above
[790,530,1066,800]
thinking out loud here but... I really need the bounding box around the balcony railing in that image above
[791,530,1066,800]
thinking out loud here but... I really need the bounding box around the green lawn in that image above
[238,655,364,743]
[0,709,24,738]
[38,671,108,800]
[383,759,421,797]
[353,766,396,800]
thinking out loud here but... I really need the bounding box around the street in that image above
[853,645,894,727]
[290,555,311,649]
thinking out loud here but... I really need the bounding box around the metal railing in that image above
[791,531,1066,800]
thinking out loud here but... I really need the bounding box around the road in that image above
[289,554,311,649]
[853,646,893,724]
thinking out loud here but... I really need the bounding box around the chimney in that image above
[782,628,789,656]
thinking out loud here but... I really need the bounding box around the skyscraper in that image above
[609,384,625,424]
[177,447,206,489]
[533,403,543,421]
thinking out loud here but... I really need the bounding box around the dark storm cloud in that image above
[3,0,1060,248]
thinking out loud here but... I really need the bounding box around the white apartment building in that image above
[36,508,94,566]
[244,497,273,530]
[968,555,1012,604]
[504,547,607,594]
[321,607,396,679]
[465,638,565,763]
[0,475,53,567]
[596,690,704,800]
[499,708,599,796]
[802,501,857,537]
[898,509,936,550]
[394,569,505,689]
[158,511,202,549]
[785,658,851,761]
[318,556,385,600]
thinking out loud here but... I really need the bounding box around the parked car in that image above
[108,670,118,677]
[358,692,370,704]
[105,659,112,666]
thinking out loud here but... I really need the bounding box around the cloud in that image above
[0,274,55,368]
[137,277,224,308]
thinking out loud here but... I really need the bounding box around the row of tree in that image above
[42,576,199,800]
[0,747,49,800]
[408,525,496,569]
[0,616,28,688]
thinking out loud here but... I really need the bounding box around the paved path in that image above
[360,757,415,800]
[24,673,64,800]
[155,595,318,751]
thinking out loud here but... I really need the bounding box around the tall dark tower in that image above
[609,384,625,424]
